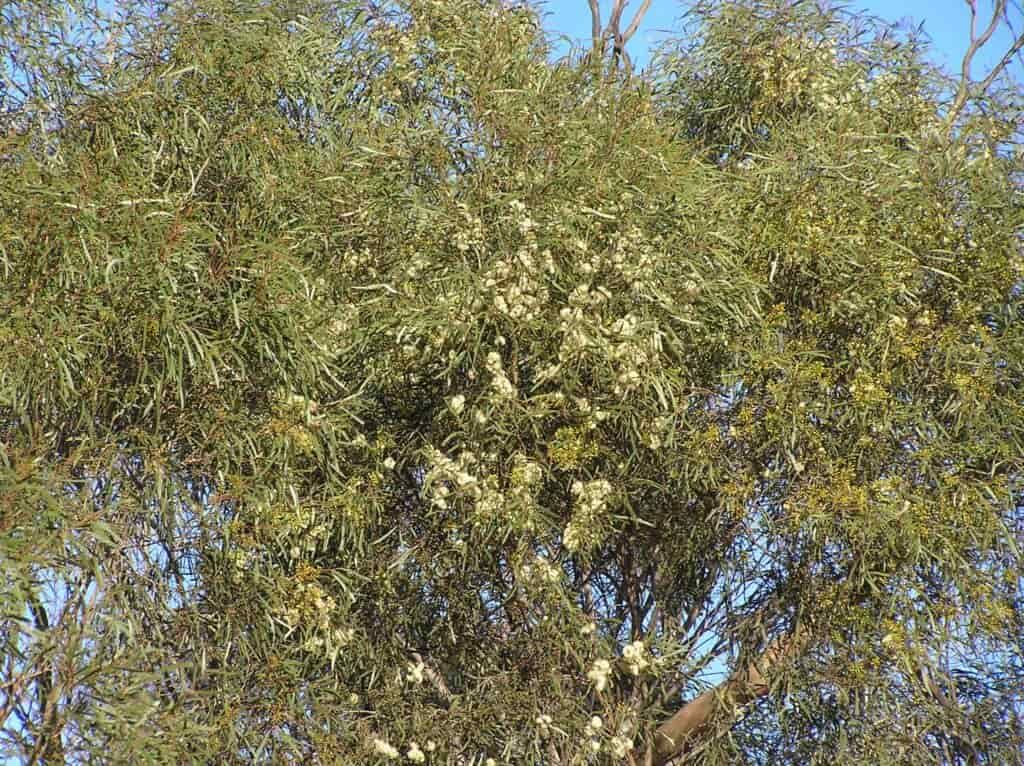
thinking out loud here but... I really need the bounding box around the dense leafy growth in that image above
[2,1,1022,763]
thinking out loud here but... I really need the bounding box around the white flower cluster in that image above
[609,735,634,759]
[535,713,553,733]
[405,659,425,684]
[423,448,482,511]
[479,245,552,322]
[471,199,553,324]
[402,252,433,281]
[641,415,672,451]
[373,738,399,759]
[322,626,355,668]
[278,581,357,665]
[787,43,862,114]
[585,715,603,751]
[498,454,543,531]
[270,391,323,454]
[452,202,485,253]
[449,394,466,415]
[519,555,562,587]
[809,71,858,112]
[622,640,650,676]
[887,314,908,333]
[511,454,543,487]
[566,221,659,296]
[282,582,335,632]
[563,479,612,553]
[423,449,543,533]
[472,477,506,525]
[421,446,548,536]
[609,332,652,397]
[339,246,376,276]
[587,658,612,692]
[572,396,610,430]
[325,303,358,341]
[485,351,517,400]
[556,285,660,397]
[373,737,436,762]
[609,313,639,338]
[608,224,658,292]
[556,283,610,362]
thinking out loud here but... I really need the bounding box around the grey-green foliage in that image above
[1,0,1022,764]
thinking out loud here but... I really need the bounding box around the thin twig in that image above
[974,32,1024,99]
[947,0,1012,132]
[620,0,653,47]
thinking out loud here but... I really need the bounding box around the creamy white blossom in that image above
[622,639,650,676]
[406,660,425,684]
[406,743,425,763]
[587,658,612,692]
[373,738,400,759]
[564,479,613,553]
[610,736,634,758]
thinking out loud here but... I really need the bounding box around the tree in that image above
[1,0,1022,763]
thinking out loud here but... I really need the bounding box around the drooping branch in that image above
[644,627,812,766]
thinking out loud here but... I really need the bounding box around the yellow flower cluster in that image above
[548,426,598,470]
[849,367,891,408]
[267,390,322,455]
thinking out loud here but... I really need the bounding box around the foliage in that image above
[1,0,1022,764]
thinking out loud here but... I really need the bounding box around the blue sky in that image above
[538,0,1023,78]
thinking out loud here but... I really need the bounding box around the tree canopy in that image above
[2,0,1023,764]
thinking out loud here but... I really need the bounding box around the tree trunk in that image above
[646,628,811,766]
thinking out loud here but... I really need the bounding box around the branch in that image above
[974,31,1024,101]
[947,0,1022,132]
[608,0,628,40]
[586,0,652,73]
[410,652,453,703]
[588,0,603,55]
[644,627,812,766]
[620,0,652,48]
